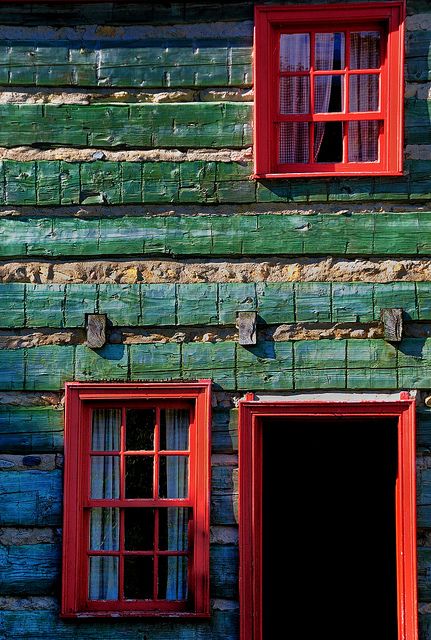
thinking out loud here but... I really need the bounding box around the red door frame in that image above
[238,396,417,640]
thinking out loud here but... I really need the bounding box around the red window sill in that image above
[253,170,404,179]
[61,611,211,619]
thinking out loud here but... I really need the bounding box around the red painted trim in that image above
[239,398,417,640]
[254,2,405,178]
[62,380,211,618]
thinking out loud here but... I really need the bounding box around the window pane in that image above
[350,31,380,69]
[349,74,379,112]
[159,456,189,499]
[314,75,344,113]
[158,556,188,601]
[280,77,309,115]
[92,409,120,451]
[126,408,155,451]
[279,122,309,164]
[125,456,153,498]
[90,508,119,551]
[160,409,190,451]
[348,121,379,162]
[124,556,153,599]
[280,33,310,71]
[315,33,345,70]
[89,556,119,600]
[159,508,189,551]
[124,508,155,550]
[314,122,343,163]
[91,456,120,499]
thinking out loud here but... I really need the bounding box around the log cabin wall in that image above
[0,1,431,638]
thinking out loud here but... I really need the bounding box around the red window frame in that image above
[254,2,405,178]
[61,381,211,618]
[238,395,418,640]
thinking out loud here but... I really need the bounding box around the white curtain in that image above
[89,409,121,600]
[314,33,337,160]
[165,409,189,600]
[349,32,380,162]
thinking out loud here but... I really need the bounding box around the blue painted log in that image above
[0,470,62,526]
[210,545,238,600]
[0,607,239,639]
[0,543,60,596]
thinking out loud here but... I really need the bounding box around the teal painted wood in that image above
[0,103,252,149]
[4,212,431,258]
[4,339,431,392]
[0,543,60,596]
[0,469,62,526]
[0,406,63,453]
[3,282,431,329]
[0,608,239,639]
[0,283,25,328]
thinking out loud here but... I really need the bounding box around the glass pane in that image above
[349,74,379,112]
[314,75,344,113]
[124,508,155,550]
[125,456,153,498]
[348,121,379,162]
[350,31,380,69]
[279,122,309,164]
[126,408,155,451]
[314,122,343,163]
[92,409,120,451]
[160,409,190,451]
[280,33,310,71]
[315,32,345,70]
[89,556,118,600]
[280,77,309,114]
[158,556,188,601]
[91,456,120,499]
[159,456,189,499]
[124,556,153,599]
[159,508,189,551]
[90,508,119,551]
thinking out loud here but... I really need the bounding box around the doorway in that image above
[238,399,417,640]
[263,416,398,639]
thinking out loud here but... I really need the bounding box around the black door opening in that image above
[262,417,399,640]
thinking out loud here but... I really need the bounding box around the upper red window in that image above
[254,2,405,178]
[61,381,211,618]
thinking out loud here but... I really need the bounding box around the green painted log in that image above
[75,344,129,382]
[0,543,60,596]
[0,406,63,453]
[0,607,239,640]
[98,284,141,326]
[130,343,182,381]
[0,350,25,390]
[182,342,236,388]
[0,38,252,88]
[418,409,431,453]
[236,342,294,390]
[0,103,252,149]
[1,161,431,206]
[5,212,431,258]
[25,284,66,328]
[0,470,62,526]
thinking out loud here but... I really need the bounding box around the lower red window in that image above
[61,381,211,618]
